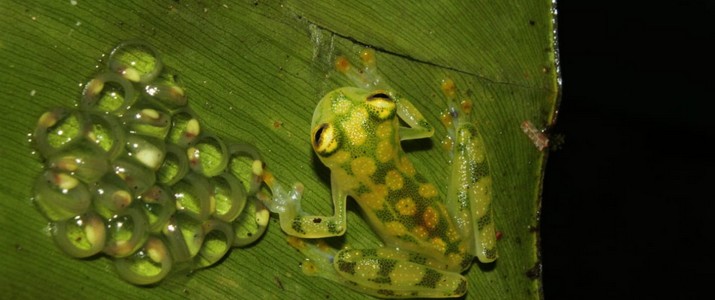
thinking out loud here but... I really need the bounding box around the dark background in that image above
[541,1,713,298]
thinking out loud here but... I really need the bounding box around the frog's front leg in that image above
[289,238,468,298]
[441,79,497,263]
[395,97,436,141]
[260,171,347,238]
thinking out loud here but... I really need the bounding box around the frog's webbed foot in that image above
[285,237,342,282]
[439,78,476,157]
[440,79,498,263]
[335,48,391,90]
[256,171,304,215]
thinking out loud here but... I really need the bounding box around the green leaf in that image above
[0,1,558,299]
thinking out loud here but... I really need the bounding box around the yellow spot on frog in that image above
[332,168,358,191]
[422,207,439,229]
[446,226,461,242]
[331,150,351,165]
[375,121,393,139]
[385,170,404,190]
[395,197,417,216]
[385,221,407,236]
[361,184,387,210]
[351,157,376,177]
[412,226,429,239]
[418,183,438,199]
[430,237,447,254]
[472,177,492,216]
[375,140,395,163]
[333,98,353,115]
[473,137,486,163]
[341,107,368,146]
[397,155,416,176]
[448,253,464,267]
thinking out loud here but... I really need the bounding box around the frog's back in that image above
[336,115,469,269]
[348,150,470,270]
[313,87,471,269]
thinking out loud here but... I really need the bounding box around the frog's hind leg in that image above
[288,238,467,298]
[440,79,497,263]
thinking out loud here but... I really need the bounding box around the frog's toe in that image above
[334,48,388,90]
[440,78,475,125]
[287,236,306,250]
[286,237,343,280]
[359,48,376,67]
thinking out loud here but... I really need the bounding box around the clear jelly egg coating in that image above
[31,41,270,285]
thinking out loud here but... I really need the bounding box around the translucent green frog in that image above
[261,49,496,298]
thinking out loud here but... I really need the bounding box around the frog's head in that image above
[311,87,397,166]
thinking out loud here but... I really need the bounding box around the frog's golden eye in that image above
[312,123,339,156]
[365,91,396,120]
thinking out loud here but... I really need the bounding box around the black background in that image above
[541,1,713,298]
